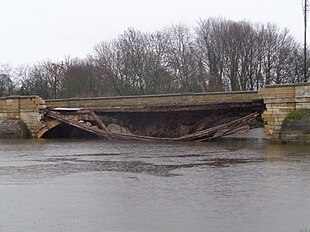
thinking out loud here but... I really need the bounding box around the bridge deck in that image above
[46,91,263,112]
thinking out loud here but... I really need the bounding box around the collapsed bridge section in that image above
[39,91,265,141]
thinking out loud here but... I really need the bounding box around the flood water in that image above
[0,136,310,232]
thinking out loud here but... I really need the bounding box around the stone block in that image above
[295,85,310,98]
[6,113,19,119]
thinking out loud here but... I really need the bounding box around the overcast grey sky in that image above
[0,0,303,65]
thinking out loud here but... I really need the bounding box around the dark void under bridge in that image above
[1,83,310,143]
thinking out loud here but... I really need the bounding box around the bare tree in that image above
[8,17,308,98]
[0,64,16,96]
[165,24,201,92]
[60,57,101,98]
[196,18,226,91]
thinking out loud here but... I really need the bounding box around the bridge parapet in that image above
[46,91,261,110]
[259,83,310,142]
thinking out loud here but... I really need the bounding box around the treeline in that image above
[0,18,307,99]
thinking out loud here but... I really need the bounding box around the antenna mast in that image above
[303,0,309,82]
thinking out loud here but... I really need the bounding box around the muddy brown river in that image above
[0,137,310,232]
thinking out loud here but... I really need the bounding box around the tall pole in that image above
[304,0,309,82]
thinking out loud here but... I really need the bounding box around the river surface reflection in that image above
[0,138,310,232]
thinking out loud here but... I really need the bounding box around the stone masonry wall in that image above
[258,85,296,141]
[258,83,310,142]
[0,96,45,137]
[295,85,310,110]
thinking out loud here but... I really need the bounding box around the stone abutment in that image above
[0,96,45,138]
[259,83,310,143]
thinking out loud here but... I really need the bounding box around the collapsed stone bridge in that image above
[1,83,310,143]
[41,91,263,141]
